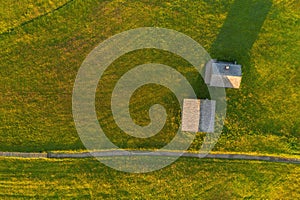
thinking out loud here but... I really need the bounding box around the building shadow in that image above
[210,0,272,65]
[209,0,273,136]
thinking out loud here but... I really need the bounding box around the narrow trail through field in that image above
[0,150,299,164]
[0,0,75,36]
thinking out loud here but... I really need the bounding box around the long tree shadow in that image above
[211,0,272,65]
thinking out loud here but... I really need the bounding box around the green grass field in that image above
[0,0,299,198]
[0,157,299,199]
[1,0,299,155]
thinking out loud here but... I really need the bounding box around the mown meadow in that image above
[1,0,299,198]
[0,157,299,199]
[1,0,299,155]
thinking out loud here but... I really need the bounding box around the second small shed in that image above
[181,99,216,133]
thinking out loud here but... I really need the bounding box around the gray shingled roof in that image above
[181,99,216,133]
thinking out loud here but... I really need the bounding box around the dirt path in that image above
[1,150,299,164]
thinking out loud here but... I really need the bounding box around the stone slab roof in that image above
[205,59,242,88]
[212,62,242,76]
[181,99,216,133]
